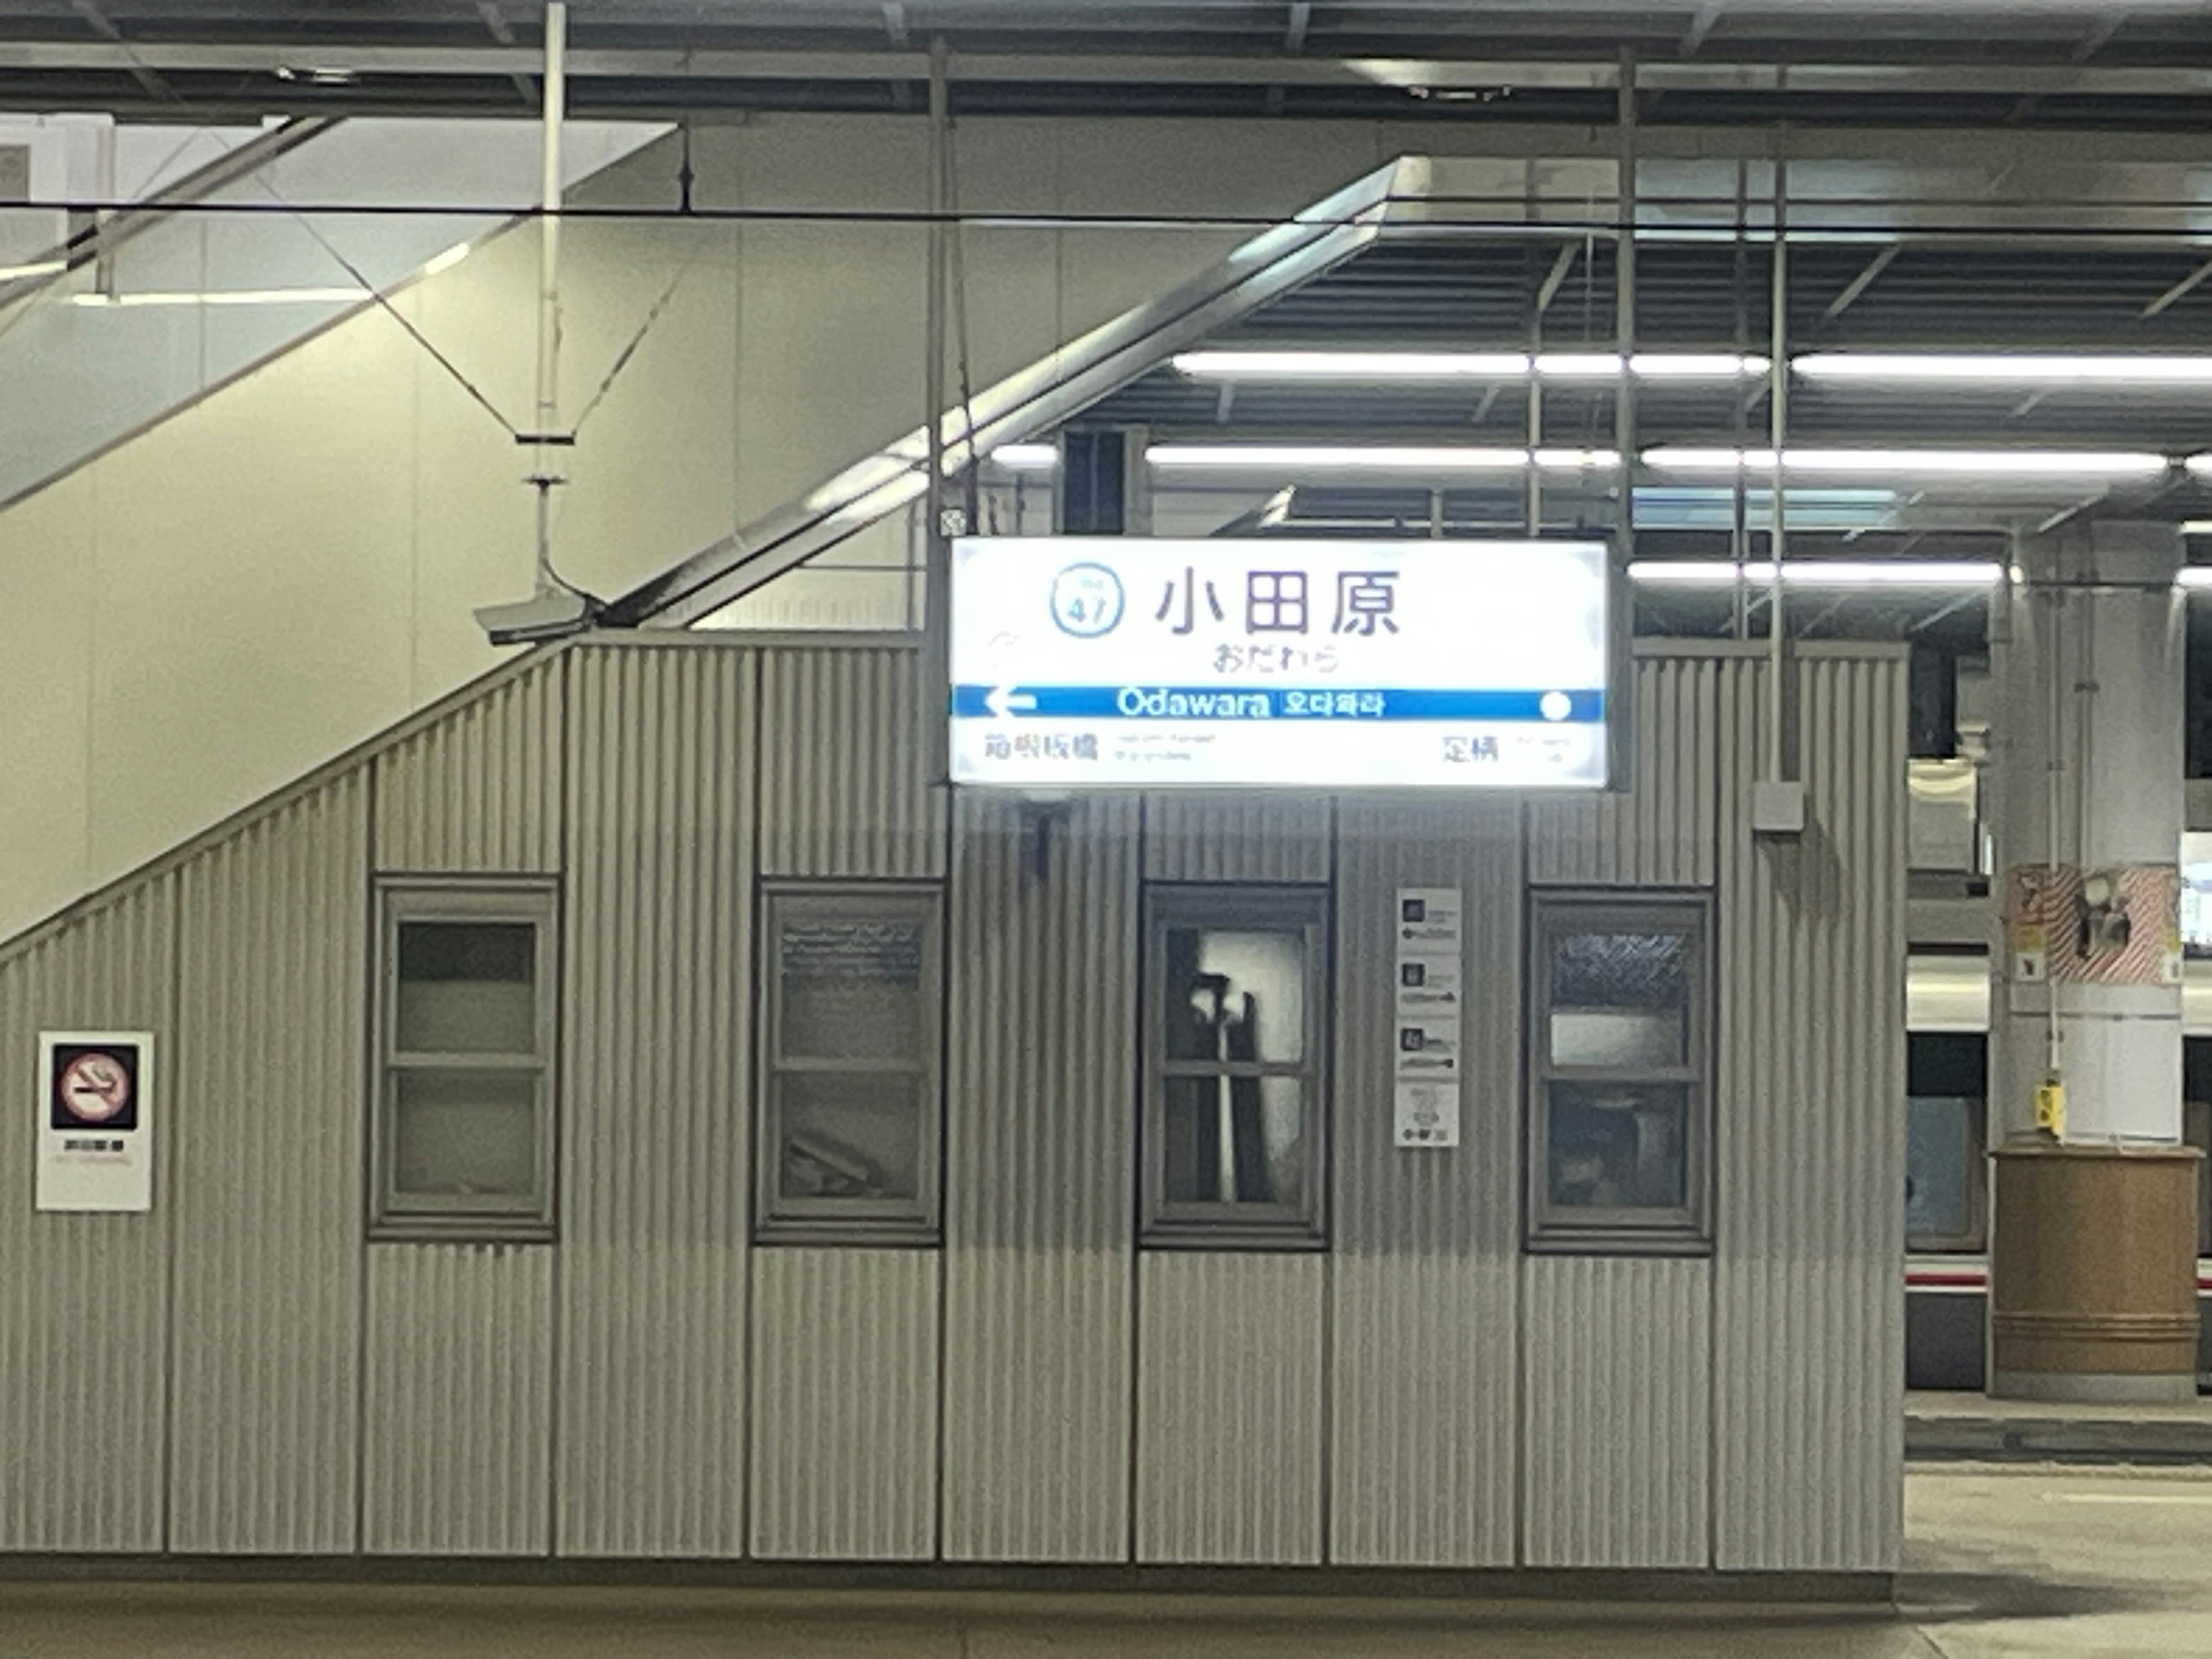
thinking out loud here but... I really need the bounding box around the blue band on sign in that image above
[949,685,1605,722]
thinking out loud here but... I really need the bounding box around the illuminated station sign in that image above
[950,537,1610,790]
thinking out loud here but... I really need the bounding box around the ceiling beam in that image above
[68,0,167,100]
[1824,243,1900,319]
[3,41,2212,99]
[1679,3,1724,59]
[1535,241,1581,315]
[2142,259,2212,318]
[474,3,536,106]
[2072,13,2125,63]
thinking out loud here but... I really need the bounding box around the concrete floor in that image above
[2,1467,2209,1657]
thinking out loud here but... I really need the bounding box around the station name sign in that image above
[949,536,1609,790]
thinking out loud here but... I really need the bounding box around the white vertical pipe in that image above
[1615,51,1638,559]
[532,1,566,582]
[1766,124,1789,783]
[924,36,950,774]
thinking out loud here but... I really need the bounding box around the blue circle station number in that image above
[1050,562,1126,637]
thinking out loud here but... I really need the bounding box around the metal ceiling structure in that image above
[3,2,2212,124]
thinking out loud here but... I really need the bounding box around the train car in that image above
[1904,951,2212,1391]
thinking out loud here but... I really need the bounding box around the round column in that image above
[1990,520,2200,1404]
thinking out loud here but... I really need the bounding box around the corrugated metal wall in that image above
[0,637,1906,1577]
[942,794,1139,1563]
[1142,793,1332,884]
[363,1244,554,1555]
[758,645,946,878]
[1528,653,1723,888]
[558,644,755,1558]
[0,881,176,1552]
[1330,797,1521,1568]
[748,643,946,1560]
[364,654,565,1558]
[1134,1252,1325,1565]
[1522,1255,1713,1569]
[1134,796,1331,1566]
[372,657,566,874]
[749,1248,940,1560]
[170,777,369,1554]
[1714,649,1906,1572]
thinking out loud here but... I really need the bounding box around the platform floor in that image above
[1907,1387,2212,1463]
[6,1466,2212,1656]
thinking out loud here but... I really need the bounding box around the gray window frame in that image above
[1527,890,1713,1255]
[1142,884,1330,1251]
[755,883,944,1246]
[370,879,560,1244]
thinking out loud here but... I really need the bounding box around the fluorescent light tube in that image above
[1145,444,1536,471]
[1169,350,1764,381]
[422,242,472,278]
[70,287,364,308]
[1797,353,2212,385]
[1630,560,2005,588]
[1173,350,1532,379]
[1643,446,2168,478]
[987,443,1059,470]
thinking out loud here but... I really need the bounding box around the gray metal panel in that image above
[1134,1252,1325,1566]
[1527,656,1722,888]
[362,1244,554,1556]
[1141,794,1332,884]
[0,880,175,1551]
[371,655,566,873]
[171,774,369,1554]
[758,645,946,879]
[942,793,1137,1563]
[1714,650,1907,1573]
[559,642,756,1558]
[1522,1254,1712,1569]
[1328,797,1521,1567]
[749,1248,940,1561]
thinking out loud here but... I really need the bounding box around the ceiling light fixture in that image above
[1629,560,2006,588]
[1797,353,2212,385]
[1168,350,1767,382]
[1144,443,1620,472]
[1643,446,2169,477]
[422,242,472,278]
[69,287,365,308]
[986,442,1059,470]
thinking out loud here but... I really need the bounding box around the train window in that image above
[1527,893,1712,1254]
[370,880,559,1244]
[756,885,944,1245]
[1906,1032,1986,1253]
[1142,885,1330,1249]
[2187,1039,2212,1258]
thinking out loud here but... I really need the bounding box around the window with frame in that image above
[1143,885,1329,1249]
[757,885,942,1244]
[372,881,558,1243]
[1528,892,1711,1252]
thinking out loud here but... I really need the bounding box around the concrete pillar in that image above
[1990,520,2200,1403]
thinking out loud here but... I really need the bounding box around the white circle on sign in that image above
[58,1052,131,1124]
[1539,690,1573,722]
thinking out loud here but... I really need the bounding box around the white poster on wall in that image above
[1393,888,1463,1149]
[36,1031,154,1213]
